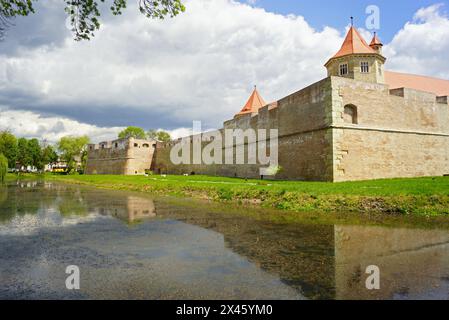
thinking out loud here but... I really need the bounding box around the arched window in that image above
[142,143,149,148]
[343,104,358,124]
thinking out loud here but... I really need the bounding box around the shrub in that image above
[0,153,8,184]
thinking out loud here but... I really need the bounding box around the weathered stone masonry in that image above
[86,138,156,175]
[330,77,449,181]
[151,76,449,181]
[86,26,449,181]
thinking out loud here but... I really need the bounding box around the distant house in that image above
[45,156,82,173]
[15,163,38,173]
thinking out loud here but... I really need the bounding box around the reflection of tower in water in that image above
[126,196,156,222]
[164,210,449,300]
[95,196,156,223]
[333,225,449,299]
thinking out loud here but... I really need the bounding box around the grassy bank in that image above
[31,173,449,217]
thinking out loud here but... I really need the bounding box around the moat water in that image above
[0,180,449,300]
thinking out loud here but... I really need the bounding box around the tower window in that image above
[361,62,369,73]
[339,63,348,76]
[343,104,358,124]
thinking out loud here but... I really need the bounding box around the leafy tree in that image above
[80,147,88,173]
[0,130,17,168]
[156,130,171,142]
[118,126,146,139]
[0,0,185,41]
[147,129,158,140]
[0,153,7,183]
[27,138,43,170]
[42,145,58,166]
[147,129,171,142]
[57,136,90,173]
[17,137,31,168]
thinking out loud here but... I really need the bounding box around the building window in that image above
[134,143,138,147]
[361,62,369,73]
[114,143,118,148]
[339,63,348,76]
[343,104,358,124]
[142,143,149,148]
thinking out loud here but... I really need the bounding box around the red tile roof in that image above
[369,32,383,47]
[385,71,449,96]
[236,87,267,117]
[331,26,377,59]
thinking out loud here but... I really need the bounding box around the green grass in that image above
[16,173,449,217]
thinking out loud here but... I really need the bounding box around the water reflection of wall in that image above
[41,183,157,223]
[334,225,449,299]
[2,182,449,299]
[91,196,156,223]
[164,207,449,300]
[0,182,157,224]
[153,204,336,300]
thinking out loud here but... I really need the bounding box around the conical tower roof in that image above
[370,32,383,47]
[235,87,267,117]
[331,26,377,59]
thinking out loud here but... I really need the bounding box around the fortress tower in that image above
[324,26,386,84]
[234,86,267,118]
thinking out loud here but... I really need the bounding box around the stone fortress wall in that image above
[330,77,449,181]
[86,26,449,181]
[152,76,449,181]
[152,78,334,181]
[85,137,156,175]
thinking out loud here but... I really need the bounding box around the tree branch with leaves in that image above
[0,0,34,40]
[0,0,185,41]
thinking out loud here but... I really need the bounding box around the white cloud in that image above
[166,127,194,140]
[0,105,196,143]
[384,3,449,79]
[1,1,449,144]
[0,106,124,143]
[0,0,342,130]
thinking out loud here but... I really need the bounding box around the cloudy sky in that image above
[1,0,449,143]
